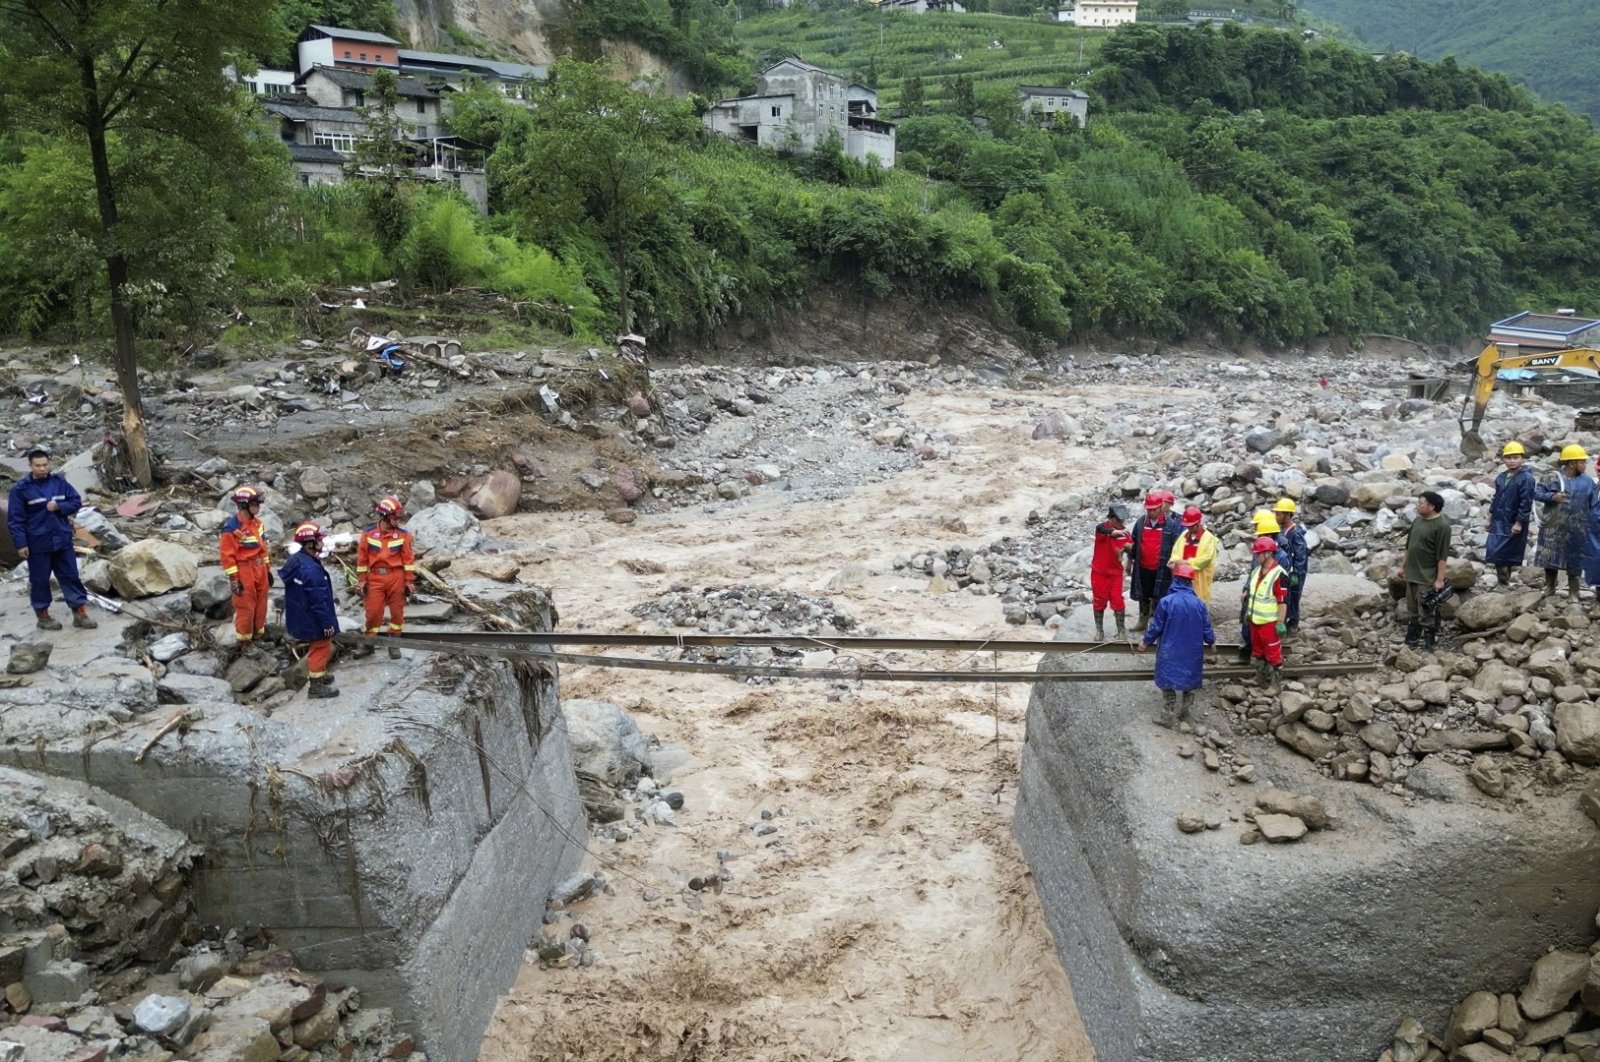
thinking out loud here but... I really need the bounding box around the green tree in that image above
[495,59,700,333]
[1,0,277,486]
[900,74,927,116]
[349,68,417,265]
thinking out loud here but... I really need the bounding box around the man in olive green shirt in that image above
[1395,490,1451,652]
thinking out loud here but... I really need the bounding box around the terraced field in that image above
[734,8,1104,108]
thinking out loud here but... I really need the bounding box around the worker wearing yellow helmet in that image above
[1274,498,1309,632]
[1485,441,1534,587]
[1236,510,1290,661]
[1534,443,1598,600]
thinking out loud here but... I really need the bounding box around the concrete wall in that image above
[0,591,584,1062]
[847,126,896,167]
[1014,669,1600,1062]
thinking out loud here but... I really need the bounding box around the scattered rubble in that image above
[1382,907,1600,1061]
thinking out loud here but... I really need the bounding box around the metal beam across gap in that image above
[384,631,1244,654]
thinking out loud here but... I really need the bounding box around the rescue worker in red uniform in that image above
[1090,502,1132,641]
[357,496,416,659]
[219,486,272,649]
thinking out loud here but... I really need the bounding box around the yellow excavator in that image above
[1459,334,1600,456]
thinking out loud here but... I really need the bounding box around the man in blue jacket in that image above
[1485,441,1534,587]
[281,522,340,699]
[1137,562,1217,729]
[7,448,96,631]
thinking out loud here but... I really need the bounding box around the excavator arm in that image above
[1458,342,1600,455]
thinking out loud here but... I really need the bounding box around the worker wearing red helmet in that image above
[1127,491,1181,631]
[281,522,340,699]
[358,496,416,659]
[1135,561,1217,728]
[1245,535,1289,688]
[1170,505,1220,603]
[219,485,272,648]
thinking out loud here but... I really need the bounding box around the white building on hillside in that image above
[1057,0,1138,27]
[703,58,896,168]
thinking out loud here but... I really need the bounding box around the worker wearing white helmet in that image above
[1485,441,1533,587]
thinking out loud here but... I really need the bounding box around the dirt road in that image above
[474,386,1114,1061]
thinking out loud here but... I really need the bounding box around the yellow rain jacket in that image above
[1171,528,1221,602]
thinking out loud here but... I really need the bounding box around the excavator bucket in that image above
[1459,428,1486,458]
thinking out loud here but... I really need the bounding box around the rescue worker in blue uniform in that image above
[1274,499,1310,633]
[1136,562,1217,729]
[281,522,340,699]
[1485,441,1534,587]
[6,447,96,631]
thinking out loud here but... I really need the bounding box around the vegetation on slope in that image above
[1297,0,1600,118]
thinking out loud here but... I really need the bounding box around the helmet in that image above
[1180,505,1203,527]
[375,495,403,518]
[1252,536,1279,555]
[1561,444,1589,462]
[1107,502,1129,522]
[1171,562,1197,580]
[292,521,324,544]
[1273,498,1297,513]
[1156,489,1175,504]
[231,486,260,506]
[1143,493,1161,510]
[1501,441,1526,456]
[1253,511,1281,535]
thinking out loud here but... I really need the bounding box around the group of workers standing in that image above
[216,489,418,699]
[1485,440,1600,602]
[1093,490,1309,728]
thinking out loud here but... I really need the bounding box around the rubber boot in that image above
[1093,610,1105,641]
[1570,571,1583,601]
[1545,569,1560,596]
[1114,611,1127,638]
[35,611,61,631]
[1252,658,1269,686]
[1133,601,1150,633]
[1404,621,1421,649]
[387,641,402,660]
[1423,626,1437,653]
[1175,689,1192,723]
[72,606,97,630]
[1268,665,1284,691]
[1156,689,1177,730]
[1496,565,1512,587]
[307,675,339,699]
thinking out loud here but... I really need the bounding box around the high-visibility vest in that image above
[1247,566,1283,624]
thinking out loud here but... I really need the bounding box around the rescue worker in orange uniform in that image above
[358,496,416,659]
[220,486,272,649]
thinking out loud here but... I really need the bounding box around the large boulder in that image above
[108,540,200,599]
[462,470,522,519]
[1014,670,1600,1062]
[1519,951,1590,1019]
[563,699,650,787]
[1353,481,1404,510]
[406,503,483,557]
[1555,703,1600,766]
[189,568,234,617]
[1455,592,1531,632]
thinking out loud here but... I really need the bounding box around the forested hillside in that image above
[8,5,1600,359]
[1298,0,1600,118]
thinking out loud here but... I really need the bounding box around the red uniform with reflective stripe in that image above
[220,513,269,641]
[358,523,415,634]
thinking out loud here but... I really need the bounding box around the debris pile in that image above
[1380,910,1600,1062]
[630,585,866,639]
[0,768,412,1060]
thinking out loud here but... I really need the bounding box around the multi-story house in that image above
[1056,0,1138,27]
[1017,85,1090,125]
[703,59,897,168]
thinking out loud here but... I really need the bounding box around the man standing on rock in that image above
[1128,492,1180,631]
[1090,502,1132,641]
[282,522,339,699]
[1274,499,1309,632]
[1245,536,1288,687]
[7,447,96,631]
[1171,505,1220,602]
[1398,491,1452,652]
[1137,562,1216,728]
[1534,444,1597,600]
[358,496,416,659]
[220,486,271,651]
[1236,510,1287,662]
[1486,441,1534,587]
